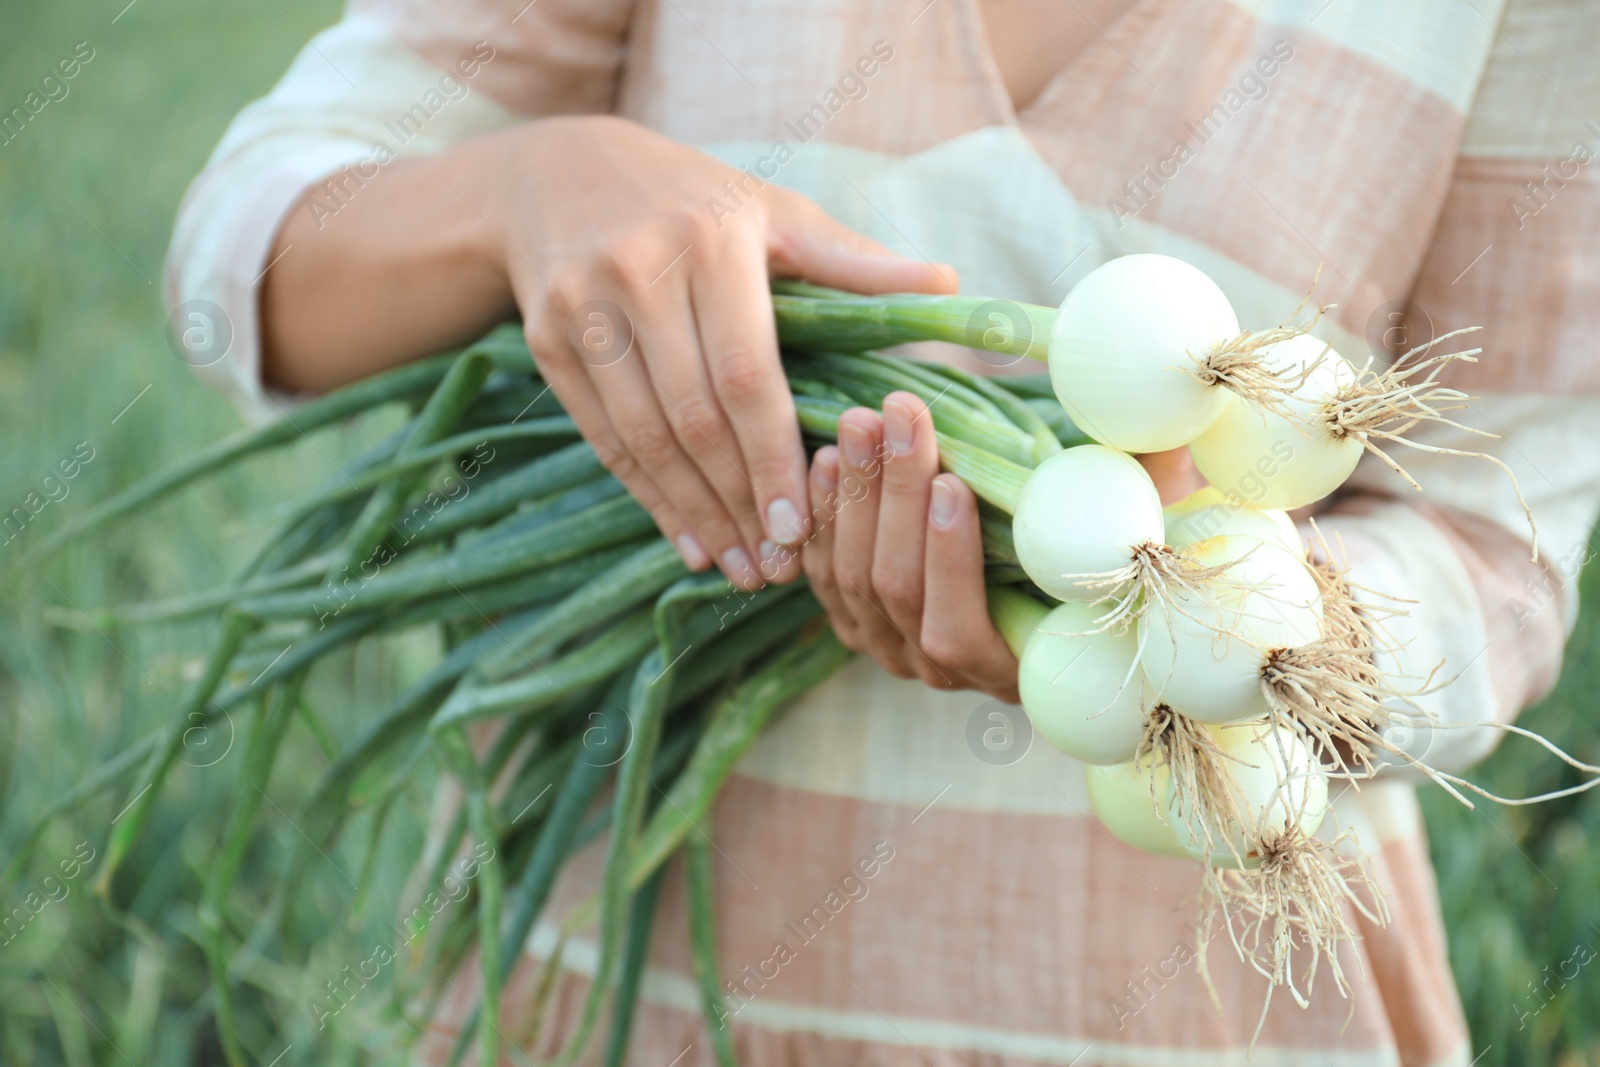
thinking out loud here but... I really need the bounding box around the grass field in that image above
[1,1,1597,1063]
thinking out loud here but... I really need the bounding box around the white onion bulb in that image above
[1012,445,1164,602]
[1188,334,1363,510]
[1049,254,1241,453]
[1170,721,1329,869]
[1139,534,1323,725]
[1163,486,1301,555]
[1018,601,1148,764]
[1086,757,1191,860]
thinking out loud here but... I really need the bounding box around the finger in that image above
[768,192,960,296]
[801,447,860,648]
[922,474,1020,701]
[544,284,759,589]
[525,319,707,572]
[621,280,799,584]
[831,409,914,677]
[1136,447,1207,505]
[870,392,939,638]
[630,268,805,586]
[589,351,765,590]
[690,236,811,553]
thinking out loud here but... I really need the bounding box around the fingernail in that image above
[841,422,874,469]
[721,546,758,586]
[930,480,957,528]
[766,497,805,544]
[884,399,914,456]
[815,449,839,493]
[675,533,710,570]
[759,539,788,580]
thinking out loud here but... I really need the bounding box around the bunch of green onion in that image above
[7,291,1088,1067]
[10,254,1579,1061]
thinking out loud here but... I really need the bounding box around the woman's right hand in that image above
[480,117,954,588]
[265,116,954,589]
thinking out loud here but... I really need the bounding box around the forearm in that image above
[260,134,516,393]
[1316,396,1600,775]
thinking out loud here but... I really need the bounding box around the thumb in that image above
[767,194,958,296]
[1135,448,1206,505]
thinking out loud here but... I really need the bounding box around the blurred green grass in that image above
[1,0,1597,1064]
[0,1,441,1063]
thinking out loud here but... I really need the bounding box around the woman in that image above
[168,0,1600,1063]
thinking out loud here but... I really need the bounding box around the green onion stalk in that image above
[14,287,1079,1066]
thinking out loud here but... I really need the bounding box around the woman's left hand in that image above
[800,391,1021,703]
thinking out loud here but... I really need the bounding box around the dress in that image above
[166,2,1600,1063]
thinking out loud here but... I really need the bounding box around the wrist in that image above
[432,132,521,293]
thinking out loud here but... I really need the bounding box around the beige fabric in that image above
[165,0,1600,1063]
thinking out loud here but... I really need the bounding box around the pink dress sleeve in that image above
[162,0,630,420]
[1315,15,1600,774]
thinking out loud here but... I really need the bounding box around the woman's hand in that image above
[801,391,1021,703]
[795,393,1206,701]
[263,115,954,591]
[484,117,955,590]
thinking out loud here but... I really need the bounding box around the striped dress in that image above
[167,1,1600,1063]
